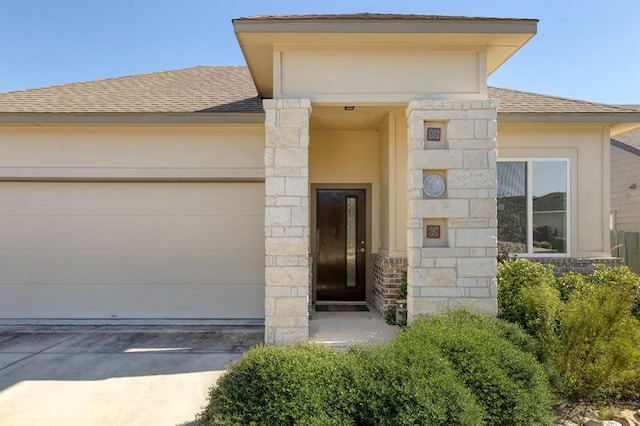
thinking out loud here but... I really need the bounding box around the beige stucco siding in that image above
[277,50,486,102]
[0,125,265,179]
[377,112,408,257]
[498,124,610,257]
[610,144,640,232]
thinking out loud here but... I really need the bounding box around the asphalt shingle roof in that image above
[488,87,638,114]
[0,66,262,114]
[0,66,636,116]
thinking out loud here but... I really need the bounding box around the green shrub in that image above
[497,258,562,352]
[584,264,640,320]
[197,343,352,425]
[555,284,640,399]
[198,310,553,425]
[397,310,553,426]
[346,343,485,426]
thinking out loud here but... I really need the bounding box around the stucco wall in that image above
[276,50,486,102]
[610,144,640,232]
[0,125,265,179]
[497,124,610,257]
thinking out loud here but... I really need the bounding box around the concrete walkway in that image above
[0,325,263,426]
[309,310,399,348]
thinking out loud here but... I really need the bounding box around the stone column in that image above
[406,99,499,320]
[263,99,312,344]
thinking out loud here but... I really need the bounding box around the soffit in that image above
[234,16,537,98]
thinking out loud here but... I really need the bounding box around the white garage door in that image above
[0,181,265,320]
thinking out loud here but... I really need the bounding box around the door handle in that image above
[359,248,366,253]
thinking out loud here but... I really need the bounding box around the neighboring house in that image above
[0,14,639,344]
[610,114,640,232]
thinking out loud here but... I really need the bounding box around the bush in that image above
[497,258,562,352]
[197,343,352,425]
[346,343,485,426]
[398,311,552,426]
[555,283,640,399]
[198,310,553,426]
[498,260,640,400]
[584,264,640,320]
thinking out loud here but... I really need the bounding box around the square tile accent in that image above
[426,127,442,141]
[425,224,441,239]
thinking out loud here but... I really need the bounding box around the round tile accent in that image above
[423,174,446,198]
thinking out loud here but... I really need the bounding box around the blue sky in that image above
[1,0,638,104]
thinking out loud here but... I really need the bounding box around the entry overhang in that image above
[233,14,538,99]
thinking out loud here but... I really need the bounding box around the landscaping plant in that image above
[197,310,552,425]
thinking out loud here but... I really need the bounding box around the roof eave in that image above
[498,112,640,124]
[0,112,266,125]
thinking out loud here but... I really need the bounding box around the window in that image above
[497,160,569,255]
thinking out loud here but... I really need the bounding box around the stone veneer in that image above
[263,99,312,344]
[406,99,499,319]
[372,254,408,315]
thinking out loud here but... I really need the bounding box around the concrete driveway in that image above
[0,325,263,426]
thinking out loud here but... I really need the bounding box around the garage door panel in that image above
[1,215,263,250]
[0,249,264,285]
[0,181,266,319]
[0,182,265,216]
[0,283,264,319]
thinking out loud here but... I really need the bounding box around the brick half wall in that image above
[372,254,408,315]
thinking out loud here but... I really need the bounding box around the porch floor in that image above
[309,309,399,348]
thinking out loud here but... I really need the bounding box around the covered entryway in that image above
[0,181,265,320]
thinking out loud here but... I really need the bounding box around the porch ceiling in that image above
[310,105,392,130]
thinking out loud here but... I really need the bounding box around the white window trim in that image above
[498,158,571,257]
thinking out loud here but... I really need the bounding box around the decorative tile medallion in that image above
[426,127,442,142]
[423,174,446,198]
[425,224,441,239]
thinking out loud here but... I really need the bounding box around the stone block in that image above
[420,247,470,258]
[265,238,309,256]
[469,199,496,218]
[276,196,301,207]
[275,148,308,167]
[265,287,293,297]
[474,119,489,138]
[265,207,290,226]
[456,228,496,248]
[447,119,475,139]
[420,287,465,298]
[448,218,489,229]
[275,297,309,317]
[411,199,469,218]
[290,206,309,227]
[266,127,302,147]
[448,139,496,150]
[279,109,310,127]
[265,266,309,286]
[412,150,463,169]
[448,169,496,189]
[285,177,308,196]
[457,257,496,278]
[265,177,285,195]
[412,267,457,287]
[463,150,489,169]
[435,257,456,268]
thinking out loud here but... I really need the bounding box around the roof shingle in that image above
[0,66,262,114]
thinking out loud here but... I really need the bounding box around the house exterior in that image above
[610,124,640,232]
[0,14,638,344]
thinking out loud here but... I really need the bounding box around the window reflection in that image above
[497,162,527,253]
[533,162,567,253]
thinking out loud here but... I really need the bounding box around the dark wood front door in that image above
[316,189,366,301]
